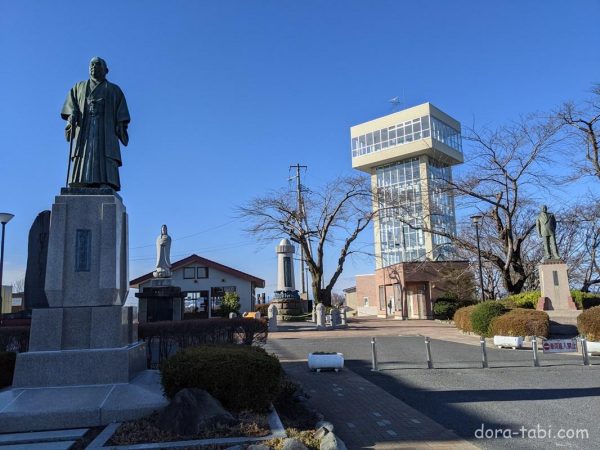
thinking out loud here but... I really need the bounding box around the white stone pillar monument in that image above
[271,238,302,317]
[277,238,296,291]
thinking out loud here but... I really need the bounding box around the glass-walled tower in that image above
[351,103,463,269]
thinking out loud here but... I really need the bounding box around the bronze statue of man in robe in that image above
[536,205,560,261]
[61,57,130,191]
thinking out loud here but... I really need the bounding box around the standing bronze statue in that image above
[61,57,130,191]
[536,205,560,260]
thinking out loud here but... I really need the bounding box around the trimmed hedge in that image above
[500,290,600,310]
[140,318,268,368]
[501,291,539,309]
[471,301,507,337]
[489,308,549,338]
[0,352,16,388]
[577,306,600,341]
[433,298,477,320]
[160,344,282,412]
[453,305,477,333]
[571,291,600,310]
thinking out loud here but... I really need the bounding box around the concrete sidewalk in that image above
[280,360,478,449]
[270,317,483,347]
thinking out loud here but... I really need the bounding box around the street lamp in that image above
[470,214,485,302]
[0,212,15,309]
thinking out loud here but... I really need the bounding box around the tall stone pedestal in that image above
[1,189,166,432]
[538,261,577,311]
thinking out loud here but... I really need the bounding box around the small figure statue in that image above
[536,205,560,261]
[61,57,130,191]
[153,225,172,278]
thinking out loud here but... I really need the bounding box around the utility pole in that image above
[290,163,308,296]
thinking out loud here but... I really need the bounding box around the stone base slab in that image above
[12,342,147,388]
[28,306,138,351]
[0,370,167,433]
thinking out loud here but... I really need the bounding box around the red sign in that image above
[542,339,578,353]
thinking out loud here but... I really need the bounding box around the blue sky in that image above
[1,1,599,296]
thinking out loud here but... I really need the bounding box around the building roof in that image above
[129,253,266,288]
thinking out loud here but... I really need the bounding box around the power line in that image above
[289,163,308,295]
[129,219,238,250]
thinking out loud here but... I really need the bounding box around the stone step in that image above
[0,429,87,445]
[546,310,581,326]
[549,322,578,338]
[0,442,76,449]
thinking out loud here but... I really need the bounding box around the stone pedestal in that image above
[2,190,166,432]
[271,289,302,314]
[135,285,185,323]
[538,261,577,311]
[45,188,129,308]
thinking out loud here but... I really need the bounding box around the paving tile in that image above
[281,361,478,449]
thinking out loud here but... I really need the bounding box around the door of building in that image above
[147,298,173,322]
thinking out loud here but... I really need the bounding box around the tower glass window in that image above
[351,114,461,158]
[377,158,426,266]
[428,160,456,260]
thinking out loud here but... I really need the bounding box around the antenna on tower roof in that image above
[389,96,402,112]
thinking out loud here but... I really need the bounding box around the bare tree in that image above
[239,175,375,306]
[12,278,25,294]
[331,292,345,306]
[560,200,600,292]
[380,115,563,295]
[556,84,600,181]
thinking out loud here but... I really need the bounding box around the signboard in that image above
[542,338,578,353]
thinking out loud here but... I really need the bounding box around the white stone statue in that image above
[153,224,172,278]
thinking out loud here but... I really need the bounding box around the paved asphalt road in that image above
[266,335,600,449]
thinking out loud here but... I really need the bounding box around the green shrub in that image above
[160,344,282,412]
[220,292,241,317]
[577,306,600,341]
[433,297,477,320]
[433,301,456,320]
[489,308,549,338]
[571,291,600,310]
[453,305,477,332]
[501,291,540,309]
[0,352,16,388]
[582,297,600,310]
[470,301,507,337]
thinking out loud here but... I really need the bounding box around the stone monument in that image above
[271,238,303,317]
[535,205,576,311]
[23,210,51,310]
[0,58,166,433]
[136,224,185,323]
[315,302,326,330]
[268,303,278,332]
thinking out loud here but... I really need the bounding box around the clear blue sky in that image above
[1,1,599,296]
